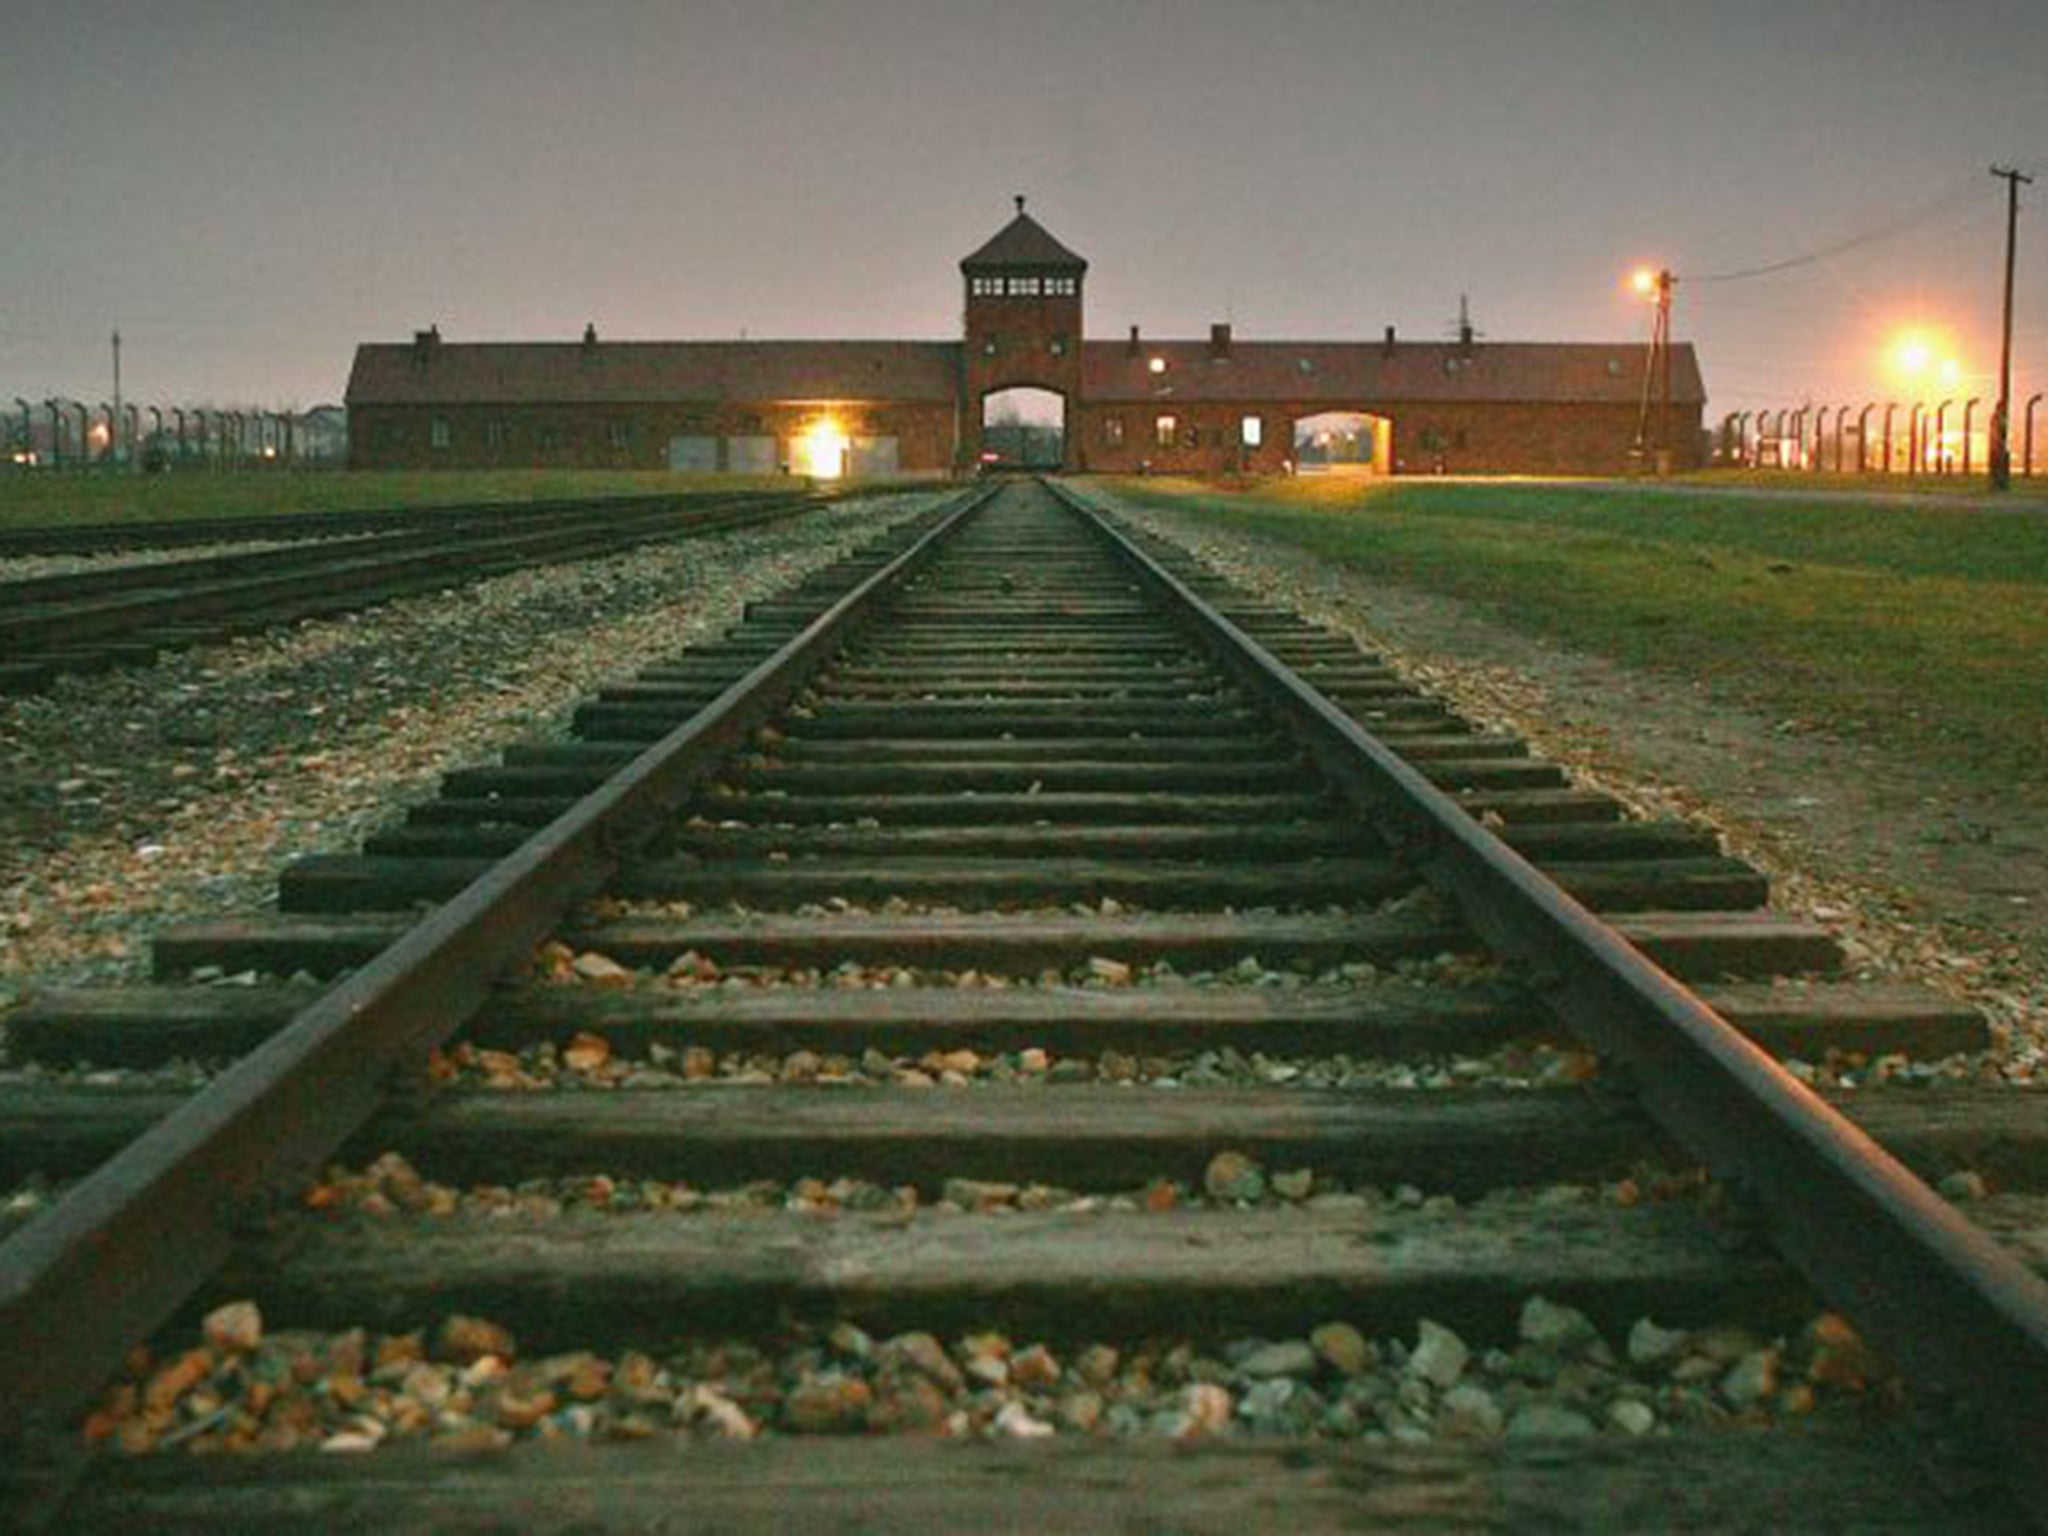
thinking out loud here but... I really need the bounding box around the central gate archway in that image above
[979,386,1066,471]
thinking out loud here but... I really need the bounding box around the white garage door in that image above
[666,435,718,472]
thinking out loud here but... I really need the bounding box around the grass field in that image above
[1671,468,2048,498]
[0,469,802,530]
[1103,475,2048,796]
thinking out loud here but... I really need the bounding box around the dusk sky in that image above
[3,0,2044,417]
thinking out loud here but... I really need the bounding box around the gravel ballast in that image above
[0,494,939,1011]
[1094,488,2048,1081]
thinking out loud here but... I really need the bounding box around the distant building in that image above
[345,204,1705,477]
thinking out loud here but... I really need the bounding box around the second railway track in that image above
[2,476,2046,1531]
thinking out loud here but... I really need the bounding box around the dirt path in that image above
[1109,496,2048,1076]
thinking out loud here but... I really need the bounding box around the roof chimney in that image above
[1126,324,1141,358]
[411,325,440,367]
[582,322,599,347]
[1382,324,1396,359]
[1209,323,1233,360]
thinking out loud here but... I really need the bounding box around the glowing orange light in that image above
[1630,268,1659,297]
[797,417,849,479]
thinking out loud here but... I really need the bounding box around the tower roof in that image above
[960,198,1088,273]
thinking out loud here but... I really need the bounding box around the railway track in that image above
[0,488,827,696]
[0,487,775,559]
[2,476,2046,1531]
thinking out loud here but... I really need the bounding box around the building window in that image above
[1241,415,1263,448]
[981,338,998,357]
[609,421,630,451]
[429,417,450,450]
[1102,416,1124,447]
[1154,414,1177,449]
[485,420,507,450]
[1049,335,1067,356]
[538,425,561,452]
[1007,275,1040,297]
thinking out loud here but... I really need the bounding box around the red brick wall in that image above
[1073,399,1702,476]
[961,282,1084,471]
[347,400,957,475]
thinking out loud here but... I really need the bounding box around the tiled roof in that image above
[1082,340,1704,405]
[345,340,962,406]
[958,212,1089,273]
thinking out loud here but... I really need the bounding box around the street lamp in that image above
[1629,266,1676,472]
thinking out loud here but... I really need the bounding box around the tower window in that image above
[970,276,1002,297]
[1102,416,1125,447]
[1007,276,1040,296]
[1045,276,1077,296]
[1154,414,1177,449]
[1049,336,1067,356]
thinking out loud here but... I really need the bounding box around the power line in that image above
[1685,178,1993,285]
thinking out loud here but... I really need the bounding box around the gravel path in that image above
[0,493,939,1011]
[0,535,341,583]
[1096,488,2048,1081]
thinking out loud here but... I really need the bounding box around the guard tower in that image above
[960,197,1087,471]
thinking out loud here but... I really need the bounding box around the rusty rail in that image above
[0,483,995,1440]
[1054,478,2048,1523]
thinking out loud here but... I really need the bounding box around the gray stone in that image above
[1406,1319,1470,1389]
[1437,1383,1504,1438]
[1239,1340,1319,1380]
[1720,1348,1780,1408]
[1607,1398,1657,1436]
[1626,1318,1687,1369]
[1519,1296,1599,1351]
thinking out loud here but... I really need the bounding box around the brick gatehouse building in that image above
[346,201,1704,477]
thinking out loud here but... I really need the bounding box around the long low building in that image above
[345,203,1704,477]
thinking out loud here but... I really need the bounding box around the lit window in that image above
[1008,276,1040,296]
[1154,414,1177,449]
[430,417,450,449]
[982,338,998,357]
[1103,416,1124,447]
[1241,415,1263,447]
[1148,357,1167,375]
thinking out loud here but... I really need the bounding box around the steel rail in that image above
[1052,479,2048,1522]
[0,483,995,1441]
[0,488,802,559]
[0,495,820,649]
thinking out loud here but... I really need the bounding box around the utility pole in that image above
[1990,166,2032,492]
[110,329,123,466]
[1630,268,1675,473]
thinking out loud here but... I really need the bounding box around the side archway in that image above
[1293,410,1392,475]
